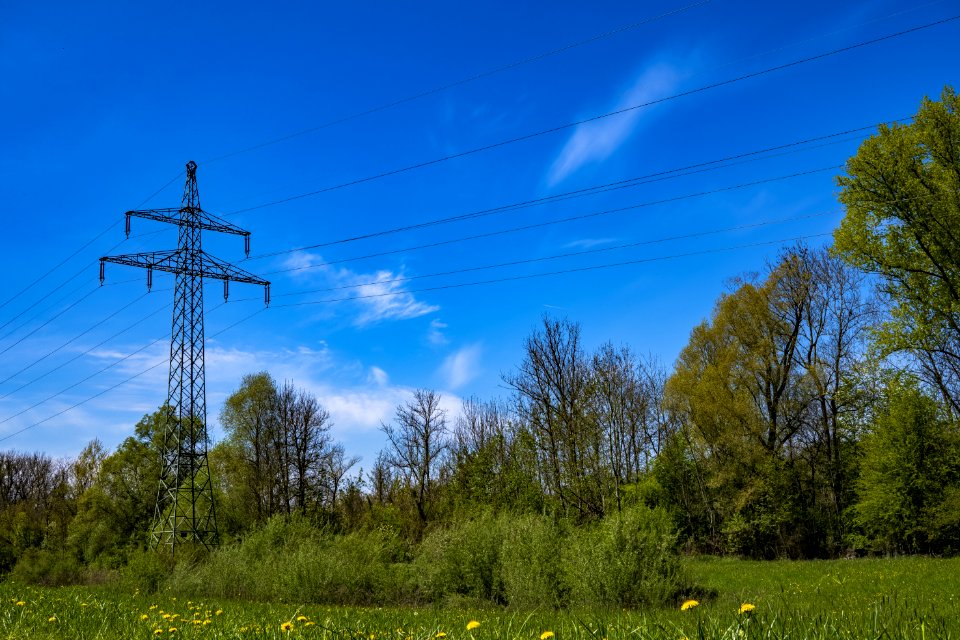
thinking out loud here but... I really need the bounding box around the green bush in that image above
[414,510,505,603]
[564,505,685,607]
[499,513,565,608]
[9,548,84,586]
[165,515,406,605]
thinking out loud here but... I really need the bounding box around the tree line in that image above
[0,87,958,581]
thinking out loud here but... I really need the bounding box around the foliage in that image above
[853,380,960,554]
[834,86,960,414]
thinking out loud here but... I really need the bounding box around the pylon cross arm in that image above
[100,249,269,286]
[127,208,251,237]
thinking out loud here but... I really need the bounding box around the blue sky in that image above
[1,0,957,469]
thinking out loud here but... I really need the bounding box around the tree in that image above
[219,373,337,526]
[505,316,605,521]
[381,389,449,533]
[834,86,960,414]
[854,381,960,553]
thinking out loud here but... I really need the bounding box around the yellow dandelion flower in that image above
[467,620,481,631]
[215,609,224,616]
[153,629,163,636]
[680,599,699,611]
[15,601,25,606]
[540,632,555,640]
[305,621,315,627]
[738,603,756,614]
[436,633,447,638]
[297,615,308,622]
[48,616,57,622]
[162,613,172,620]
[281,621,294,632]
[193,619,203,625]
[141,614,150,620]
[169,628,177,634]
[150,605,158,610]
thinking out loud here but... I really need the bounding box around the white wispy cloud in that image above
[439,343,482,389]
[548,60,684,185]
[563,237,618,250]
[277,251,439,326]
[428,319,449,346]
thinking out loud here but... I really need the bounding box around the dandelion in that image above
[281,621,294,632]
[216,609,224,616]
[193,620,203,625]
[15,601,25,606]
[467,620,481,631]
[150,605,158,610]
[48,616,57,622]
[305,621,315,627]
[203,620,212,626]
[297,615,308,622]
[436,633,447,638]
[169,628,177,634]
[680,599,699,611]
[141,614,150,620]
[153,629,163,636]
[540,632,555,640]
[738,603,756,614]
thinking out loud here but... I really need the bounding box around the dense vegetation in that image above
[1,88,958,605]
[2,557,958,638]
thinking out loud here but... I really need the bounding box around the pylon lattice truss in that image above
[100,161,269,552]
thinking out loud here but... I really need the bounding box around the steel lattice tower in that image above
[100,161,270,552]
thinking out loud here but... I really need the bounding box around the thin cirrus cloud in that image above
[439,343,483,390]
[280,251,439,326]
[547,60,684,186]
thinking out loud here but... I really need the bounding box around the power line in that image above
[260,164,844,277]
[245,120,889,262]
[0,171,183,326]
[224,16,958,217]
[0,290,157,389]
[0,300,170,402]
[266,212,840,299]
[0,286,102,358]
[0,304,264,445]
[270,233,833,309]
[200,0,713,165]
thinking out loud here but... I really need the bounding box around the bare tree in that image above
[380,389,448,530]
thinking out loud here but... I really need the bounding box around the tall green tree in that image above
[834,86,960,414]
[854,381,960,554]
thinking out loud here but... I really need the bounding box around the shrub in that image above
[564,505,685,607]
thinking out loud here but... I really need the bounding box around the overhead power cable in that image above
[270,233,833,309]
[261,164,844,278]
[0,290,156,389]
[225,15,958,217]
[246,120,894,262]
[200,0,712,165]
[0,303,264,444]
[0,172,182,311]
[266,211,839,299]
[0,286,102,358]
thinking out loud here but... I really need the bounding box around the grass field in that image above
[1,556,957,639]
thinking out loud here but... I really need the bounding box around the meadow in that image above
[1,556,958,639]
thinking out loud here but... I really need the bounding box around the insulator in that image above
[244,234,250,258]
[147,266,153,292]
[99,260,105,285]
[125,212,131,238]
[224,279,229,302]
[264,284,271,307]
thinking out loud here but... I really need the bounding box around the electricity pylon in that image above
[100,160,270,552]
